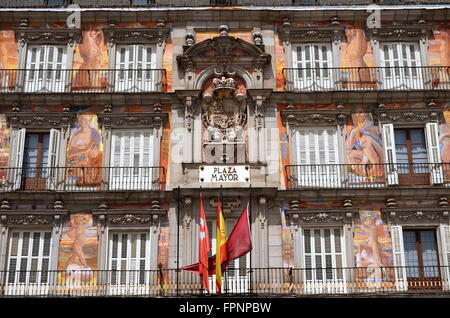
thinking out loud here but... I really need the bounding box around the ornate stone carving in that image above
[8,215,51,225]
[252,32,263,46]
[98,112,167,129]
[14,28,81,47]
[5,112,76,129]
[382,208,448,224]
[301,213,344,223]
[375,108,441,125]
[286,208,357,225]
[185,31,196,46]
[110,214,151,225]
[103,27,170,46]
[367,24,432,43]
[281,110,350,128]
[279,25,345,45]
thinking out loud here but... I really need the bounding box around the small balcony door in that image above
[109,130,155,190]
[107,232,152,295]
[294,127,341,188]
[22,132,50,191]
[292,43,333,91]
[394,128,430,185]
[208,219,250,294]
[379,42,423,90]
[115,45,156,92]
[5,231,52,296]
[24,45,67,92]
[403,229,442,290]
[302,228,347,294]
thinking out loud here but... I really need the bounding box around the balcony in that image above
[0,166,165,192]
[0,0,448,8]
[285,163,450,189]
[0,266,448,297]
[283,66,450,93]
[0,69,167,93]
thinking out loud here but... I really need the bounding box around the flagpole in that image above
[249,182,252,295]
[176,185,180,296]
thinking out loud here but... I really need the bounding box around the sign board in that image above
[199,165,250,183]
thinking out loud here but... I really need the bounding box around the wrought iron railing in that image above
[0,266,448,297]
[0,166,165,192]
[0,0,449,8]
[283,66,450,92]
[0,69,167,93]
[285,163,450,189]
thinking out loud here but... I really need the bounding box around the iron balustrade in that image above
[285,163,450,189]
[0,69,167,93]
[0,166,165,192]
[1,0,449,7]
[0,266,448,297]
[283,66,450,92]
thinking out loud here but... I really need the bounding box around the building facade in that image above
[0,0,449,296]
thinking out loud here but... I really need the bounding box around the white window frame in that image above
[109,129,156,190]
[293,127,341,188]
[291,43,334,91]
[301,227,347,294]
[379,42,423,90]
[107,231,152,296]
[114,44,157,92]
[24,45,68,93]
[5,230,52,296]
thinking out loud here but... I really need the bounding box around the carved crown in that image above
[212,76,236,92]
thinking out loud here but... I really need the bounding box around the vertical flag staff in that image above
[198,188,211,293]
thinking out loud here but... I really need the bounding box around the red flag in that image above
[181,204,252,277]
[199,192,211,292]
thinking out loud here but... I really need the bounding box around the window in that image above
[292,43,333,90]
[109,130,155,190]
[379,42,422,90]
[108,232,151,288]
[115,44,156,92]
[293,127,340,187]
[7,231,52,287]
[382,123,443,185]
[394,128,429,185]
[24,45,67,92]
[10,128,61,191]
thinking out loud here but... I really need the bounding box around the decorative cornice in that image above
[110,214,152,225]
[14,28,82,47]
[281,109,350,128]
[8,215,51,225]
[92,209,167,227]
[374,108,441,125]
[1,210,68,227]
[177,35,271,71]
[97,112,168,129]
[103,27,170,46]
[367,24,433,42]
[278,25,345,44]
[5,112,76,129]
[285,208,357,225]
[381,207,449,224]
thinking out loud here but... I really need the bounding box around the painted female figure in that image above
[346,111,383,180]
[67,115,102,187]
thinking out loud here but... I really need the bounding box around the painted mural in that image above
[354,209,394,286]
[0,27,19,92]
[73,24,108,91]
[66,114,103,188]
[0,114,9,174]
[441,106,450,181]
[346,108,384,182]
[58,212,98,286]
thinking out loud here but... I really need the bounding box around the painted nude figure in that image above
[346,111,383,180]
[67,115,102,186]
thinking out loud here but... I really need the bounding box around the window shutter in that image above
[46,129,61,190]
[425,122,444,185]
[439,225,450,291]
[382,123,399,185]
[11,128,26,190]
[390,225,407,291]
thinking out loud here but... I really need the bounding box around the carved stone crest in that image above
[8,215,51,225]
[109,214,151,225]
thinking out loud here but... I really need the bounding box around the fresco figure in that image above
[440,109,450,180]
[0,31,17,91]
[340,27,372,88]
[73,28,107,91]
[67,115,102,187]
[346,111,383,180]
